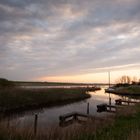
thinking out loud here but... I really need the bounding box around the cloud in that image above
[0,0,140,81]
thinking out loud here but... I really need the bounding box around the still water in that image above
[1,87,135,130]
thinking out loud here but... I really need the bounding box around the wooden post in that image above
[108,71,111,107]
[109,97,111,110]
[34,114,38,135]
[87,102,89,114]
[115,99,122,105]
[73,113,77,120]
[7,117,10,128]
[109,97,111,105]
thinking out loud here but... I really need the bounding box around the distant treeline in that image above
[12,81,110,86]
[14,81,86,86]
[0,78,111,87]
[0,78,15,88]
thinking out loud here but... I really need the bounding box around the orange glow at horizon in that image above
[37,69,140,83]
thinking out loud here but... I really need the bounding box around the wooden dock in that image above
[59,112,91,127]
[97,103,116,113]
[115,99,139,105]
[59,112,90,122]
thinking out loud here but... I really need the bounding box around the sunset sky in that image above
[0,0,140,83]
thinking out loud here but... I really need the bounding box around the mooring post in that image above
[109,97,111,105]
[73,113,77,120]
[115,99,122,105]
[87,102,89,114]
[34,114,38,135]
[109,97,111,110]
[7,117,10,128]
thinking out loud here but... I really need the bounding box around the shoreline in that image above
[105,85,140,97]
[105,89,140,96]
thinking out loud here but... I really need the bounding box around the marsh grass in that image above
[0,116,114,140]
[0,88,90,112]
[128,129,140,140]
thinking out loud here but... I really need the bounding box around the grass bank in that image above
[0,88,90,113]
[77,104,140,140]
[106,85,140,96]
[115,85,140,94]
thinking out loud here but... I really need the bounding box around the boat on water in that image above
[105,87,115,93]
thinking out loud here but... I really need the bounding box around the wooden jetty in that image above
[59,112,92,127]
[59,112,90,122]
[115,99,139,105]
[97,103,116,113]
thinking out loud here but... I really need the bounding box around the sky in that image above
[0,0,140,83]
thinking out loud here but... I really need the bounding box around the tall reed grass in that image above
[0,88,90,112]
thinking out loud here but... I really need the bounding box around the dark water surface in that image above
[1,87,139,131]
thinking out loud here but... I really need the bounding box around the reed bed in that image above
[0,87,90,112]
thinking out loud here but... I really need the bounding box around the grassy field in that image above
[0,87,90,112]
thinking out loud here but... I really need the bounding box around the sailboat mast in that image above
[108,71,110,88]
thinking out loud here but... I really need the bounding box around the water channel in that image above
[1,86,138,132]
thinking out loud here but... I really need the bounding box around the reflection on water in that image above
[21,85,96,89]
[1,87,140,132]
[34,114,38,135]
